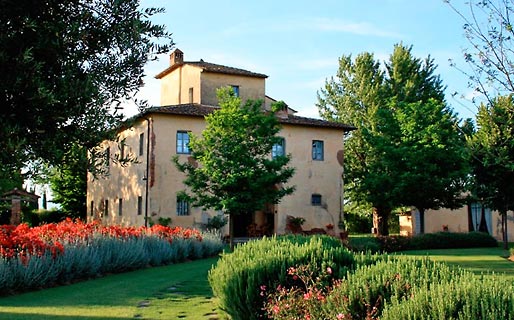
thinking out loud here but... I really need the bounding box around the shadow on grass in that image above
[0,257,221,319]
[0,313,132,320]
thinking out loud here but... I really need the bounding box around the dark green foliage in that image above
[317,44,468,235]
[205,215,228,230]
[468,95,514,249]
[46,144,87,219]
[403,231,498,251]
[174,88,295,248]
[208,235,357,320]
[346,236,382,253]
[347,232,498,253]
[0,0,172,174]
[344,212,373,233]
[21,209,68,227]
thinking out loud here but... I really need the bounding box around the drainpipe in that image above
[144,116,151,227]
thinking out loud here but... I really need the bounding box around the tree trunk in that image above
[467,203,474,232]
[373,206,390,236]
[229,214,235,252]
[501,211,508,250]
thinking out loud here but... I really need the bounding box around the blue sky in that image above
[130,0,478,121]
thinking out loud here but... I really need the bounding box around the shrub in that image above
[208,235,356,320]
[404,231,498,251]
[263,256,464,320]
[0,220,224,294]
[206,215,228,230]
[345,212,372,234]
[346,236,381,253]
[381,274,514,319]
[349,232,498,253]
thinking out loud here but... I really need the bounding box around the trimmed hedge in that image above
[208,235,375,320]
[347,231,498,253]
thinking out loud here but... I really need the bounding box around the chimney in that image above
[170,49,184,66]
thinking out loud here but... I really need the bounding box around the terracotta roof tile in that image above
[143,104,355,131]
[155,61,267,79]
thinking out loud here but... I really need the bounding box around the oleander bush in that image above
[0,219,224,294]
[208,235,380,320]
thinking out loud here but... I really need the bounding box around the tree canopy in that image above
[317,44,468,235]
[468,95,514,248]
[0,0,173,174]
[174,88,295,247]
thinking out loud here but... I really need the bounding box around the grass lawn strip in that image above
[0,257,221,320]
[400,246,514,279]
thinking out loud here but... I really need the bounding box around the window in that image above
[231,85,240,97]
[272,137,286,158]
[312,140,324,161]
[104,199,109,218]
[177,196,189,216]
[189,87,194,103]
[176,131,190,154]
[104,147,110,167]
[120,142,125,160]
[90,201,94,217]
[139,133,144,156]
[137,196,143,215]
[311,194,322,206]
[118,198,123,216]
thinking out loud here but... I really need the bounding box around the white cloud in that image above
[309,18,403,38]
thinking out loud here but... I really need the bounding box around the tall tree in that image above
[392,99,469,233]
[469,95,514,249]
[318,44,468,235]
[317,52,395,235]
[0,0,173,173]
[174,88,295,249]
[46,144,88,218]
[385,45,469,233]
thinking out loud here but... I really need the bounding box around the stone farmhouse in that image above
[87,49,355,237]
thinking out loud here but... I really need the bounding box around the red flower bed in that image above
[0,218,202,262]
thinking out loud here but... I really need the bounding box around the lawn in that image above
[400,246,514,279]
[1,246,512,319]
[0,257,221,320]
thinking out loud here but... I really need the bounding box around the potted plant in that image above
[286,215,305,234]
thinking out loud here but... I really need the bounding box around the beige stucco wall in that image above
[200,72,265,106]
[148,113,208,227]
[274,124,344,234]
[87,113,346,236]
[87,119,149,226]
[401,206,514,242]
[159,65,202,106]
[159,65,265,107]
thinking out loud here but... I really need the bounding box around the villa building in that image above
[86,49,355,237]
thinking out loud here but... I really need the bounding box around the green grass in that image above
[1,245,512,319]
[0,257,221,320]
[400,246,514,279]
